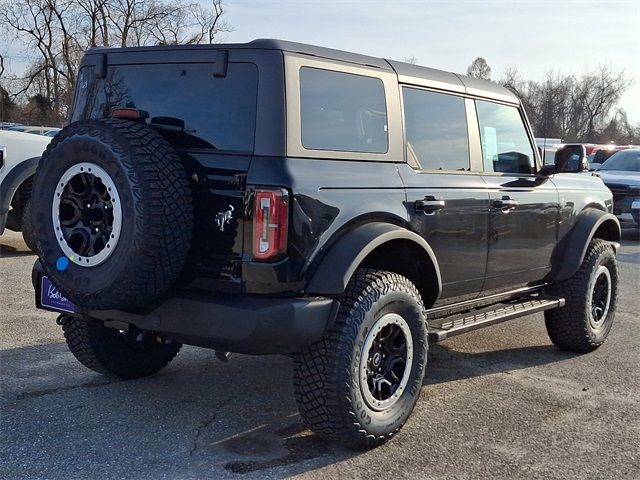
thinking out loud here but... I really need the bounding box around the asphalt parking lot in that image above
[1,229,639,480]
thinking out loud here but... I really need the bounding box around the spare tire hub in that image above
[52,162,122,267]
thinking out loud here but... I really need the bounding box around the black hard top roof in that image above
[86,38,519,104]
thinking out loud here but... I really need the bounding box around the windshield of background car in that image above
[72,63,258,152]
[599,150,640,171]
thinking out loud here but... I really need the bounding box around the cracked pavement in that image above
[1,229,639,479]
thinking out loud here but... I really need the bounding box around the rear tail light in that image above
[252,188,289,261]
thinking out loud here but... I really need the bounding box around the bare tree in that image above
[0,0,232,124]
[466,57,491,80]
[77,0,110,47]
[0,0,83,123]
[192,0,233,44]
[570,66,631,140]
[500,65,632,142]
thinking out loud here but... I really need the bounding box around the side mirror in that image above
[555,144,588,173]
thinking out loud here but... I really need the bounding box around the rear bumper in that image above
[84,294,338,355]
[32,261,338,355]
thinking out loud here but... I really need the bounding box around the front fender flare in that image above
[305,222,442,297]
[550,208,621,282]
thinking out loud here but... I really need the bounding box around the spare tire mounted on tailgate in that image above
[31,119,193,310]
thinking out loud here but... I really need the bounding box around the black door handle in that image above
[493,196,517,211]
[414,196,445,213]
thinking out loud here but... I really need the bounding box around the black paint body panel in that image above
[64,41,617,319]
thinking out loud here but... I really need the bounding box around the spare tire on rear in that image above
[31,119,193,310]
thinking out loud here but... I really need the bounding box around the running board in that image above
[428,297,565,342]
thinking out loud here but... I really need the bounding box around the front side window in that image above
[402,87,470,170]
[476,101,535,174]
[300,67,388,153]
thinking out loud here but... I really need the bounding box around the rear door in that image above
[398,87,489,303]
[72,59,260,291]
[474,100,559,291]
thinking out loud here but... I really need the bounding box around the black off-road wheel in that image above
[30,119,193,310]
[545,239,618,352]
[293,269,428,450]
[61,315,181,379]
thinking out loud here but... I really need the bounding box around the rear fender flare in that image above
[305,222,442,297]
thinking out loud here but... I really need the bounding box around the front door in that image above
[399,87,489,303]
[474,99,559,292]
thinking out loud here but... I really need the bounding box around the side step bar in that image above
[428,297,565,342]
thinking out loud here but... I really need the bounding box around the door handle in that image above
[493,196,517,211]
[414,197,445,214]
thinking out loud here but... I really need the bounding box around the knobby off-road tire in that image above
[31,119,193,310]
[545,239,618,352]
[293,269,428,450]
[61,316,181,379]
[21,199,37,252]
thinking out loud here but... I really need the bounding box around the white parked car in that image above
[0,130,52,250]
[7,125,59,136]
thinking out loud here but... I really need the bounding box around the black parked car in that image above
[30,40,620,450]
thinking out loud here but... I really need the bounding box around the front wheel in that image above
[293,269,428,450]
[61,316,181,379]
[545,239,619,352]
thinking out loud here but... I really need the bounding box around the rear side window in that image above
[299,67,388,153]
[402,87,470,170]
[476,101,535,174]
[72,63,258,152]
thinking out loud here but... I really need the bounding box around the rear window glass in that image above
[72,63,258,152]
[300,67,388,153]
[402,87,470,171]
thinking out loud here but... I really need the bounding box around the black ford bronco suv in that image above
[30,40,620,450]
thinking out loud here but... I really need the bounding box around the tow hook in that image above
[215,351,232,363]
[56,315,70,326]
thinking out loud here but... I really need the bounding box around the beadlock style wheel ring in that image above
[52,162,122,267]
[588,265,612,329]
[359,313,414,412]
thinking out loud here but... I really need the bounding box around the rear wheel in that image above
[545,239,618,352]
[61,316,181,379]
[293,269,428,450]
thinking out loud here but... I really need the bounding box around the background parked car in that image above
[7,125,60,136]
[44,128,62,137]
[0,122,24,130]
[0,129,52,250]
[593,148,640,225]
[591,144,639,167]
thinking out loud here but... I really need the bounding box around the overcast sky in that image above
[224,0,640,123]
[1,0,638,123]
